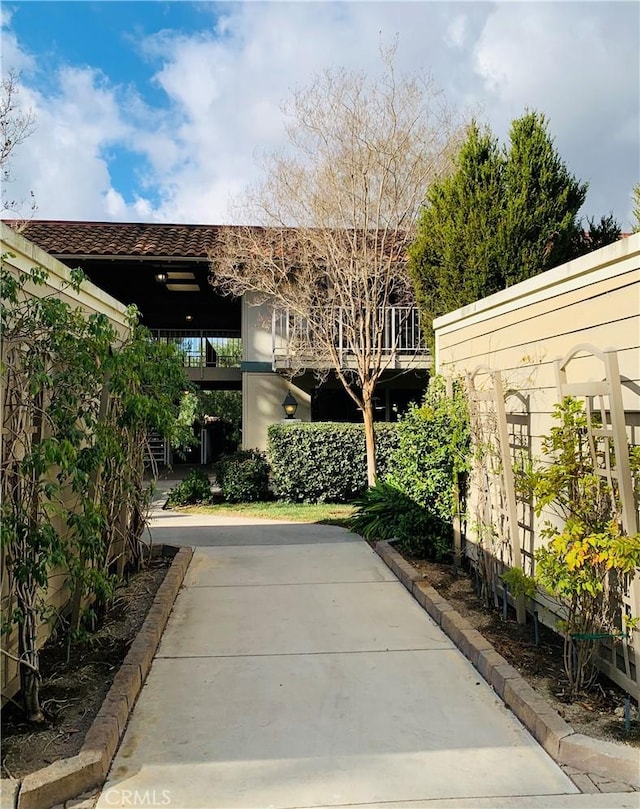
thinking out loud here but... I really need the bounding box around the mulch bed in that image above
[1,556,170,779]
[400,550,640,747]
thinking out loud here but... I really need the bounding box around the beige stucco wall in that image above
[433,235,640,693]
[434,234,640,463]
[241,293,311,450]
[1,223,131,702]
[242,374,312,450]
[1,223,131,331]
[243,292,275,365]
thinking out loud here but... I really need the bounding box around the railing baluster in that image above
[150,328,242,369]
[391,307,396,352]
[166,307,428,371]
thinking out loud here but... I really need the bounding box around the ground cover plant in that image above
[349,480,448,558]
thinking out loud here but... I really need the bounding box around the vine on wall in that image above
[0,260,186,720]
[466,368,529,620]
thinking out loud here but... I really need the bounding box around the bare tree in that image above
[1,69,37,221]
[210,51,465,485]
[633,182,640,233]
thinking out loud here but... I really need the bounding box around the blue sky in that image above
[2,1,639,227]
[4,1,223,211]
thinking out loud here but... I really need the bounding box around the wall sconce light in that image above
[154,272,168,283]
[185,314,193,322]
[282,392,298,419]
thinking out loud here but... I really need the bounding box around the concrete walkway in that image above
[94,498,634,809]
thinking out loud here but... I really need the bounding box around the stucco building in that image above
[21,220,430,459]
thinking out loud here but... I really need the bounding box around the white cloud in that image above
[6,66,147,222]
[134,1,479,224]
[0,7,35,74]
[445,14,468,49]
[473,2,639,226]
[2,2,638,228]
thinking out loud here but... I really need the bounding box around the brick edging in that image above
[375,540,640,788]
[6,545,194,809]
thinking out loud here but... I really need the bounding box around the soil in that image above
[1,556,170,780]
[401,550,640,748]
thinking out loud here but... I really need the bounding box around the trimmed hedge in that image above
[267,422,400,503]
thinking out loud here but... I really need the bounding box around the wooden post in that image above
[492,370,526,625]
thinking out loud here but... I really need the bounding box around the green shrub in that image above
[349,480,451,559]
[382,376,470,555]
[215,449,271,503]
[267,422,400,503]
[167,469,214,507]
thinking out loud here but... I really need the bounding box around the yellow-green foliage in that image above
[524,397,640,693]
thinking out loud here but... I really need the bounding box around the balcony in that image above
[271,307,430,372]
[150,329,242,383]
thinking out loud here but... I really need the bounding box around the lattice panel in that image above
[555,343,639,696]
[467,367,527,622]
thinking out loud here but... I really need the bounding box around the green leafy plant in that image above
[348,377,469,560]
[214,449,271,503]
[171,389,242,459]
[385,376,470,553]
[1,259,186,720]
[166,469,214,507]
[501,566,536,600]
[523,397,640,694]
[349,480,450,559]
[170,389,200,459]
[535,522,640,693]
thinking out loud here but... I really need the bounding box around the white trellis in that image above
[555,343,640,694]
[466,366,527,624]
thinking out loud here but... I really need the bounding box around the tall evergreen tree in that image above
[499,112,587,285]
[573,214,622,255]
[409,111,619,347]
[408,121,504,335]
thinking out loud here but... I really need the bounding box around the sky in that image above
[1,1,639,228]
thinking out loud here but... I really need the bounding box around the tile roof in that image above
[9,219,410,264]
[17,220,225,258]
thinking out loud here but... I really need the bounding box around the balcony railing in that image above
[150,329,242,369]
[271,306,428,370]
